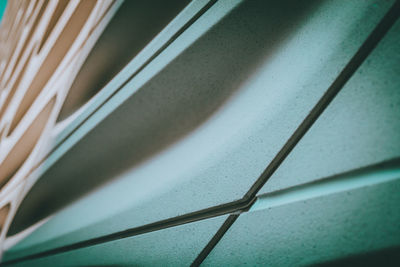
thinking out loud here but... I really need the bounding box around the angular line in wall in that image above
[3,0,400,265]
[250,159,400,212]
[243,0,400,201]
[191,1,400,263]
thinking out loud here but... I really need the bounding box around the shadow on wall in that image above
[8,0,321,235]
[318,245,400,267]
[57,0,190,121]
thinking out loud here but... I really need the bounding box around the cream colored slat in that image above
[0,97,57,189]
[5,0,100,136]
[0,0,55,123]
[0,0,110,187]
[1,1,44,89]
[0,0,47,96]
[0,0,50,121]
[0,0,31,87]
[0,1,120,197]
[0,1,27,86]
[0,0,119,186]
[0,0,122,258]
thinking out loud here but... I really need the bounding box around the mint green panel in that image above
[9,215,227,267]
[5,0,394,261]
[0,0,6,22]
[203,177,400,266]
[260,17,400,195]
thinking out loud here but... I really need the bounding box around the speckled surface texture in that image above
[203,178,400,266]
[5,0,395,260]
[260,18,400,195]
[11,215,227,267]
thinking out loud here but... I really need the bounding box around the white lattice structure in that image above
[0,0,121,256]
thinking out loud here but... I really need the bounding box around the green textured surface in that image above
[203,177,400,266]
[5,0,395,260]
[204,18,400,266]
[9,215,227,266]
[260,16,400,194]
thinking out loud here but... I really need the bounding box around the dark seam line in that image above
[3,0,400,265]
[27,0,219,178]
[190,1,400,265]
[2,0,218,213]
[243,0,400,201]
[190,160,400,265]
[254,157,400,201]
[191,215,239,267]
[2,198,253,265]
[1,0,220,264]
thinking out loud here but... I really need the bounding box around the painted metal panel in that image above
[203,20,400,265]
[9,215,228,266]
[203,175,400,266]
[5,0,395,261]
[260,17,400,194]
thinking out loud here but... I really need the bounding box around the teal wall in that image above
[2,0,400,266]
[0,0,6,22]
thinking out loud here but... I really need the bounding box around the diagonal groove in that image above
[3,0,400,265]
[243,0,400,201]
[2,198,253,265]
[191,215,239,267]
[191,1,400,264]
[192,158,400,266]
[250,158,400,212]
